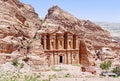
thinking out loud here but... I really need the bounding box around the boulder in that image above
[81,66,96,74]
[79,40,95,66]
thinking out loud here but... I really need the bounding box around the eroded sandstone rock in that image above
[0,0,42,55]
[41,5,120,65]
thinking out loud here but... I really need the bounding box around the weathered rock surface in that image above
[42,5,120,49]
[79,40,95,66]
[41,5,120,65]
[0,0,43,64]
[0,0,120,66]
[0,0,50,69]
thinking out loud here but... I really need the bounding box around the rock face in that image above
[0,0,42,60]
[42,6,120,49]
[79,40,94,66]
[41,5,120,65]
[0,0,120,66]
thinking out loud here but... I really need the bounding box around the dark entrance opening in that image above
[59,56,63,63]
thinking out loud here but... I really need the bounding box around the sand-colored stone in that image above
[40,29,80,65]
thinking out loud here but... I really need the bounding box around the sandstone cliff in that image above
[41,5,120,65]
[0,0,120,66]
[0,0,42,57]
[41,5,120,50]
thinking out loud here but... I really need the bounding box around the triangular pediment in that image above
[65,31,74,35]
[49,28,65,35]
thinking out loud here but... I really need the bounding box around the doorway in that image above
[59,56,63,63]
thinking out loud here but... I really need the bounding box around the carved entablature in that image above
[41,28,79,50]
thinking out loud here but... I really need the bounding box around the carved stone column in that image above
[66,32,73,49]
[56,32,64,49]
[76,36,79,49]
[49,34,56,50]
[43,35,47,50]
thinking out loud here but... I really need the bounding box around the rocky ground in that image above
[0,63,120,81]
[51,77,120,81]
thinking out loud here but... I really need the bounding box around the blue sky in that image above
[20,0,120,22]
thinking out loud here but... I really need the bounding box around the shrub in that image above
[40,19,44,23]
[0,71,41,81]
[12,58,19,66]
[20,63,24,68]
[25,23,29,27]
[64,73,71,78]
[100,60,112,71]
[112,67,120,76]
[42,79,50,81]
[49,74,57,79]
[51,66,62,72]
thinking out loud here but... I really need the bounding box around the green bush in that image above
[0,69,41,81]
[12,58,19,66]
[64,73,71,78]
[42,79,50,81]
[100,60,112,71]
[40,19,44,23]
[51,66,62,72]
[20,63,24,68]
[112,67,120,76]
[25,23,29,27]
